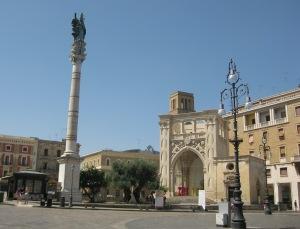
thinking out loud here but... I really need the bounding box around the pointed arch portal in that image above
[171,148,205,196]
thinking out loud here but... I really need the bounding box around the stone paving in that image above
[0,204,299,229]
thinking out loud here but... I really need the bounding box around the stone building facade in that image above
[0,134,79,191]
[0,135,38,178]
[159,91,265,204]
[81,149,159,201]
[35,139,67,190]
[224,87,300,210]
[81,149,159,171]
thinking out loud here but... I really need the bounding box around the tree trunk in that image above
[123,187,131,202]
[129,186,137,204]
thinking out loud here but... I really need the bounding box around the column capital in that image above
[70,40,86,64]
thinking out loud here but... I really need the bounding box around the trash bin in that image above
[60,196,65,207]
[40,199,45,207]
[47,198,52,207]
[0,192,4,203]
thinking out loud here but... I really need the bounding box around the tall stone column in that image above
[58,13,87,202]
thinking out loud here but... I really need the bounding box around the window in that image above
[5,145,12,152]
[57,150,61,157]
[34,180,42,193]
[266,169,271,177]
[297,125,300,135]
[25,180,33,193]
[226,163,234,170]
[251,118,255,124]
[21,157,26,166]
[266,115,270,122]
[278,128,285,140]
[3,171,8,177]
[280,111,286,118]
[22,146,28,153]
[43,162,48,169]
[298,144,300,155]
[280,167,288,177]
[280,146,286,158]
[296,106,300,116]
[248,134,254,144]
[106,158,110,166]
[249,150,255,156]
[263,131,268,140]
[171,99,176,110]
[4,155,10,165]
[44,149,48,156]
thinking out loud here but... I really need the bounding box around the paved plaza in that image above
[0,204,299,229]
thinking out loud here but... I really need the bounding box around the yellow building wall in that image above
[226,99,300,165]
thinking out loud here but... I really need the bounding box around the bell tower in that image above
[169,91,195,114]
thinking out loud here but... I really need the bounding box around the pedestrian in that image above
[294,200,298,211]
[16,188,21,204]
[24,187,29,204]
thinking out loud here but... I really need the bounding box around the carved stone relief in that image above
[223,172,235,184]
[205,120,215,158]
[170,137,205,158]
[172,122,181,135]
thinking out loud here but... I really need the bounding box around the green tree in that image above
[109,160,131,202]
[80,166,107,203]
[110,159,158,203]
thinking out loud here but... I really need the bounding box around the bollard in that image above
[40,199,45,207]
[47,198,52,207]
[60,196,65,207]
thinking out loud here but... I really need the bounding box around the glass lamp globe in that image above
[218,108,226,116]
[244,97,252,109]
[228,71,238,83]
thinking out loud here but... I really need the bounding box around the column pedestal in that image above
[58,154,82,202]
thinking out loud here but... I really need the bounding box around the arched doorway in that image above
[172,149,204,196]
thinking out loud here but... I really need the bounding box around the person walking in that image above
[24,187,29,204]
[294,200,298,212]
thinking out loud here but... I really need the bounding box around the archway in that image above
[172,149,204,196]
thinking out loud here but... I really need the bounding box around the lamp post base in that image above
[231,189,246,229]
[231,220,246,229]
[231,203,247,229]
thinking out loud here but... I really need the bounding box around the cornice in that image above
[223,87,300,118]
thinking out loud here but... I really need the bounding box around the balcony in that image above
[291,155,300,164]
[244,117,288,131]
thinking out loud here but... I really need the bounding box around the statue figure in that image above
[72,13,86,41]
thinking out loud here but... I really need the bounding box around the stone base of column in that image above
[58,154,82,203]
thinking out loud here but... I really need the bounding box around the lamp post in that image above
[218,59,252,229]
[259,136,272,215]
[69,164,75,208]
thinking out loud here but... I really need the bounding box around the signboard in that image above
[155,190,165,208]
[155,196,164,208]
[198,190,206,210]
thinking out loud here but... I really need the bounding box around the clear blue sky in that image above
[1,1,299,155]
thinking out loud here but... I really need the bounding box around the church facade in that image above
[159,91,265,204]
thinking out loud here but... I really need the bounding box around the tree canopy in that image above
[110,159,158,203]
[80,166,107,202]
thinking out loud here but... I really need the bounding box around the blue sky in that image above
[1,1,299,155]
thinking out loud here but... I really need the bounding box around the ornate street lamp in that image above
[259,136,272,215]
[218,59,252,229]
